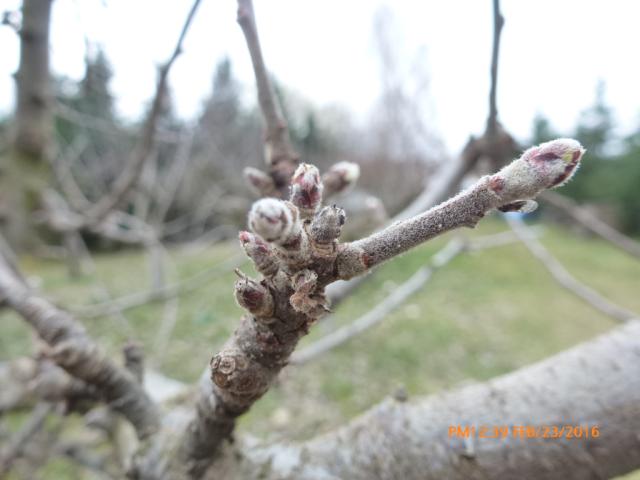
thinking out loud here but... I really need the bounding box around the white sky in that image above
[1,0,639,153]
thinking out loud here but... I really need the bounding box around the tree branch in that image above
[293,230,533,365]
[0,402,53,477]
[233,320,640,480]
[487,0,504,135]
[237,0,299,195]
[0,254,160,439]
[170,139,584,478]
[82,0,202,226]
[541,190,640,259]
[336,139,584,278]
[506,215,637,323]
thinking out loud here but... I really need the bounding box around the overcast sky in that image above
[1,0,639,153]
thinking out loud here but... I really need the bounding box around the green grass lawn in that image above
[2,216,639,478]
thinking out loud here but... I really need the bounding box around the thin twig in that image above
[73,253,245,318]
[541,191,640,260]
[237,0,299,194]
[84,0,203,225]
[487,0,504,135]
[293,230,528,365]
[0,403,53,477]
[506,215,637,323]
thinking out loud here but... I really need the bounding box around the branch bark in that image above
[237,0,299,196]
[0,253,160,439]
[231,319,640,480]
[170,139,584,478]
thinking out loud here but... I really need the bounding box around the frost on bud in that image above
[290,163,323,218]
[322,161,360,196]
[243,167,277,197]
[310,205,346,245]
[239,231,279,277]
[248,198,298,245]
[234,269,274,318]
[289,269,329,317]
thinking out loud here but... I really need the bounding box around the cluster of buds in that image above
[236,160,358,330]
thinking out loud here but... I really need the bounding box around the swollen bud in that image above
[234,270,274,318]
[490,138,585,202]
[290,163,323,218]
[248,198,296,244]
[239,231,279,277]
[521,138,585,188]
[243,167,276,197]
[322,161,360,196]
[310,205,346,245]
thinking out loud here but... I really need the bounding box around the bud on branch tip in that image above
[290,163,323,217]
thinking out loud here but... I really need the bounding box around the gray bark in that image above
[228,320,640,480]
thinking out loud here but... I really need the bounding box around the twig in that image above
[0,402,53,477]
[73,253,245,318]
[487,0,504,135]
[0,253,160,439]
[83,0,202,225]
[506,215,637,323]
[292,239,464,365]
[293,230,529,365]
[170,139,584,478]
[237,0,299,195]
[541,191,640,260]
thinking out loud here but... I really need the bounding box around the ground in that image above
[2,216,640,478]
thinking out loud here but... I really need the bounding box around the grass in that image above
[2,216,640,478]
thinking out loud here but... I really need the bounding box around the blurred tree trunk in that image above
[1,0,54,249]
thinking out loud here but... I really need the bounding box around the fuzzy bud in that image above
[322,161,360,196]
[310,205,346,245]
[234,270,274,318]
[239,231,279,277]
[248,198,296,244]
[290,163,323,218]
[243,167,277,197]
[490,138,585,202]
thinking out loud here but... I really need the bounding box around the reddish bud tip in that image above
[248,198,293,243]
[522,138,585,188]
[290,163,323,217]
[234,275,274,317]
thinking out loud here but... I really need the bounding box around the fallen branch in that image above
[506,215,637,323]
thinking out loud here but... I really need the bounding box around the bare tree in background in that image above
[1,1,639,479]
[1,0,54,248]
